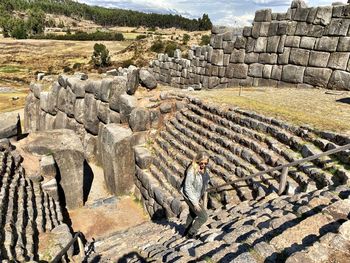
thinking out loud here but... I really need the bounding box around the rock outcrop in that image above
[0,112,21,139]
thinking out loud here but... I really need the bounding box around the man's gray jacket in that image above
[181,165,210,206]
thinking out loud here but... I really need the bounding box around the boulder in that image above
[98,124,135,195]
[139,69,157,89]
[126,68,140,95]
[129,107,150,132]
[134,146,153,169]
[84,94,99,135]
[0,112,21,139]
[24,92,40,133]
[24,129,84,209]
[67,77,86,98]
[109,76,128,112]
[119,93,138,123]
[328,70,350,90]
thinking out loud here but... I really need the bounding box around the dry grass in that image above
[193,87,350,135]
[0,92,28,113]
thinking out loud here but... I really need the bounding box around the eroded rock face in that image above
[98,124,135,195]
[24,129,84,209]
[0,112,21,139]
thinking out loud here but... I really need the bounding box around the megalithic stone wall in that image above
[149,1,350,90]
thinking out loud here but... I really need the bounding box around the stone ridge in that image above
[89,186,350,262]
[131,90,350,220]
[0,143,66,262]
[149,1,350,90]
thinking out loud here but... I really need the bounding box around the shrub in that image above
[164,42,178,57]
[11,19,28,39]
[200,35,210,45]
[122,59,134,68]
[63,66,72,73]
[136,34,147,40]
[182,33,190,44]
[150,40,164,53]
[114,32,124,41]
[91,43,111,68]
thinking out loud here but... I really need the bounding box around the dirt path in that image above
[69,163,148,240]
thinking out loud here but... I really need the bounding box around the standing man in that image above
[181,151,210,239]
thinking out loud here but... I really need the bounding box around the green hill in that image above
[0,0,212,33]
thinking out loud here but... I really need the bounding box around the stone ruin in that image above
[150,1,350,90]
[0,0,350,262]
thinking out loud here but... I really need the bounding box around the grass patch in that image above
[0,92,27,113]
[194,87,350,134]
[0,65,23,73]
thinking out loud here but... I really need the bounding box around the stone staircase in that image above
[0,143,64,262]
[135,92,350,218]
[88,186,350,262]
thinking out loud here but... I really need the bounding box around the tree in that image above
[11,19,28,39]
[27,8,46,35]
[200,35,210,46]
[198,14,212,31]
[91,43,111,67]
[182,33,190,45]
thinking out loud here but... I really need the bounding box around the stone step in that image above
[164,119,253,202]
[149,164,181,199]
[173,113,276,197]
[179,108,302,195]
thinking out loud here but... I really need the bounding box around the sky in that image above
[76,0,349,27]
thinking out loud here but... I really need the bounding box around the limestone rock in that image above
[98,124,135,195]
[134,146,153,169]
[129,107,151,132]
[109,76,128,112]
[328,70,350,90]
[0,112,20,139]
[126,68,140,95]
[119,94,138,123]
[139,69,157,89]
[84,94,99,135]
[24,129,84,209]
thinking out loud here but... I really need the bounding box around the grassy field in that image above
[0,38,131,112]
[193,87,350,134]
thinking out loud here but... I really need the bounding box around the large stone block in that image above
[337,37,350,52]
[259,53,278,64]
[299,37,316,49]
[66,77,86,98]
[83,132,97,162]
[84,94,99,135]
[109,76,128,112]
[304,67,333,87]
[266,36,280,53]
[54,111,68,129]
[100,78,115,102]
[66,87,76,118]
[0,112,20,139]
[263,65,273,78]
[129,107,150,132]
[328,70,350,90]
[234,36,247,49]
[211,34,223,49]
[230,49,245,63]
[248,63,264,78]
[226,64,248,79]
[139,69,157,89]
[45,113,55,130]
[119,93,138,123]
[246,38,256,53]
[308,51,330,67]
[328,52,350,70]
[109,109,121,124]
[211,49,224,66]
[254,37,267,53]
[254,9,272,22]
[295,22,309,36]
[313,6,333,26]
[40,92,51,113]
[268,22,279,36]
[126,68,140,95]
[308,24,324,38]
[74,99,85,124]
[244,53,259,64]
[294,7,310,21]
[25,129,84,209]
[97,101,110,124]
[289,48,310,66]
[281,65,305,83]
[285,36,301,48]
[277,48,290,65]
[315,37,339,52]
[332,5,350,18]
[98,124,135,195]
[134,146,153,169]
[325,18,350,36]
[271,65,283,80]
[57,88,68,112]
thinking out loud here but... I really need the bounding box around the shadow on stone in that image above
[117,251,148,263]
[83,160,94,203]
[336,98,350,105]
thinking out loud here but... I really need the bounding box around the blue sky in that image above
[76,0,349,26]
